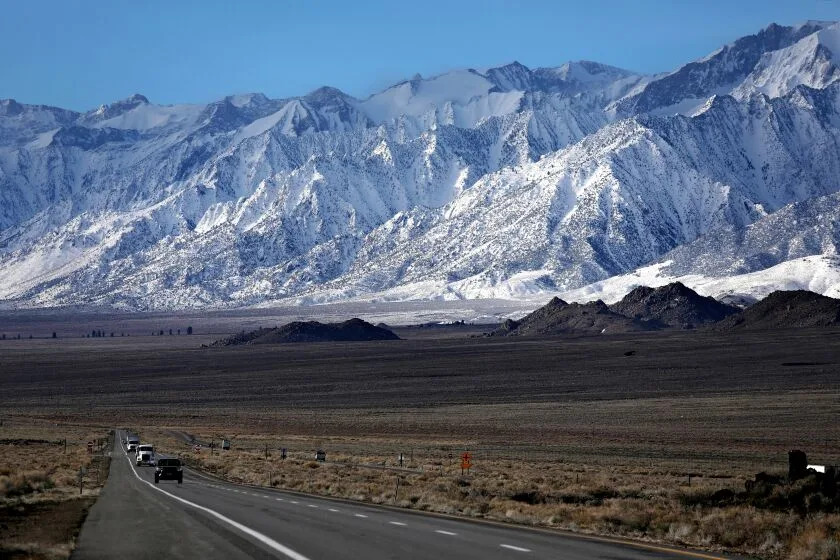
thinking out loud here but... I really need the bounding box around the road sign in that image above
[460,452,472,473]
[194,444,200,452]
[87,441,93,453]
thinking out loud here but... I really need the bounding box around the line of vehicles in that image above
[124,434,183,484]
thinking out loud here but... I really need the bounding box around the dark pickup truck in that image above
[154,458,183,484]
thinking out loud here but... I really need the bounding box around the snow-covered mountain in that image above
[2,21,840,310]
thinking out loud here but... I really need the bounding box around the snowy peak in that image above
[732,22,840,99]
[360,68,500,125]
[484,61,534,91]
[615,20,836,115]
[88,93,149,120]
[0,99,25,116]
[545,60,635,85]
[484,59,642,99]
[225,92,271,108]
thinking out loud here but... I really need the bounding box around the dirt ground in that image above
[2,327,838,468]
[0,498,96,560]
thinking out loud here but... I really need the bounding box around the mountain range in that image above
[2,20,840,310]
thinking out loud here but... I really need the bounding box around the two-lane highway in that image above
[72,432,728,559]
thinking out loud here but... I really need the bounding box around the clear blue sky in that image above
[1,0,839,110]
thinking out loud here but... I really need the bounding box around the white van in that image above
[135,444,156,466]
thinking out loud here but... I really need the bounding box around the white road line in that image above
[121,445,310,560]
[354,514,368,518]
[328,508,340,512]
[435,530,457,536]
[262,495,270,499]
[276,498,285,501]
[290,500,299,504]
[307,504,319,508]
[500,544,532,553]
[388,521,407,526]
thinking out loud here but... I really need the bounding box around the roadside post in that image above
[281,448,287,460]
[398,453,404,467]
[78,466,86,495]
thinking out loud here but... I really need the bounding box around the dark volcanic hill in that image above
[498,298,654,336]
[610,282,739,329]
[212,318,399,345]
[715,290,840,330]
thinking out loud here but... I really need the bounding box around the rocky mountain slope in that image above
[2,21,840,310]
[496,297,653,336]
[715,290,840,329]
[501,284,840,336]
[610,283,739,328]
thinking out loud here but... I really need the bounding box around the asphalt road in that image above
[73,432,728,560]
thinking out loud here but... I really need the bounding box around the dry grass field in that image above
[1,321,839,558]
[0,419,110,559]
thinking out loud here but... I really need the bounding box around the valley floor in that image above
[1,319,838,558]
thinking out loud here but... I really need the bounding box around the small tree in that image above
[187,326,193,335]
[177,329,181,335]
[159,329,164,336]
[169,329,173,336]
[52,332,57,339]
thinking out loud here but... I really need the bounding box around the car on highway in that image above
[155,458,183,484]
[135,444,156,466]
[126,435,139,453]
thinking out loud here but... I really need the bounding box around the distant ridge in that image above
[497,285,840,337]
[497,299,654,336]
[211,318,399,345]
[715,290,840,330]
